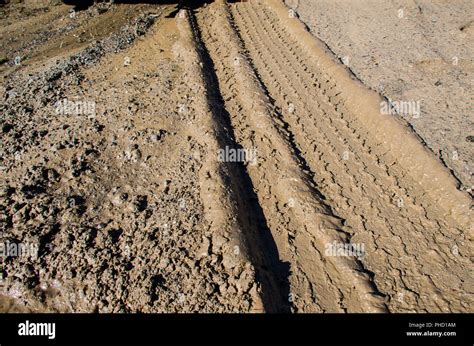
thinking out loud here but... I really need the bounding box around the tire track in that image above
[228,0,472,312]
[194,0,388,312]
[177,7,293,312]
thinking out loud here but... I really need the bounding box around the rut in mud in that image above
[186,0,472,312]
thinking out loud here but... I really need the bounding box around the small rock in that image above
[222,251,240,270]
[197,237,211,258]
[133,195,148,212]
[212,234,228,253]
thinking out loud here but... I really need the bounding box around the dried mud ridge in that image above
[1,0,472,313]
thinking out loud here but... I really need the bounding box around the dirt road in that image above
[0,0,472,313]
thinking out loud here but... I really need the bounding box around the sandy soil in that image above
[0,0,472,313]
[286,0,473,193]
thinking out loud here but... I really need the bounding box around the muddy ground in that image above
[0,0,472,313]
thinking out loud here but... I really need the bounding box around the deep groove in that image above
[187,8,291,313]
